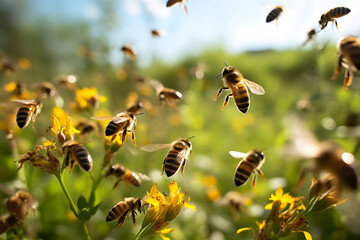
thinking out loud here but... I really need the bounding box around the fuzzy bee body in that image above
[319,7,350,30]
[105,164,150,188]
[266,6,283,23]
[13,100,42,129]
[62,141,93,172]
[106,197,142,228]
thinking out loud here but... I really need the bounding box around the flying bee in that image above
[303,29,317,46]
[331,36,360,89]
[141,137,193,177]
[56,74,77,89]
[33,82,57,98]
[62,140,93,172]
[319,7,351,30]
[75,119,98,136]
[214,62,265,113]
[10,99,42,129]
[166,0,188,14]
[91,111,137,144]
[284,114,358,194]
[125,100,144,115]
[6,190,38,219]
[150,79,183,108]
[266,6,283,23]
[106,197,143,228]
[151,29,163,37]
[105,164,150,189]
[121,45,137,60]
[230,150,265,188]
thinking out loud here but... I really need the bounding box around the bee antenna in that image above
[215,72,222,77]
[135,112,144,116]
[187,136,195,140]
[224,61,228,67]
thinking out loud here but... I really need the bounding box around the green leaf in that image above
[78,208,91,221]
[77,195,89,210]
[89,202,102,216]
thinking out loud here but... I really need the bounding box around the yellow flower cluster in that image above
[71,87,106,111]
[136,181,196,240]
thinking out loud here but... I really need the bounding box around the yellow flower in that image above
[50,115,80,144]
[136,181,196,240]
[265,186,295,210]
[72,87,106,111]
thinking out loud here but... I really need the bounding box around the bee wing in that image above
[176,148,188,165]
[149,79,164,91]
[91,116,114,121]
[242,79,265,95]
[137,172,151,181]
[229,151,247,159]
[141,144,171,152]
[10,99,38,105]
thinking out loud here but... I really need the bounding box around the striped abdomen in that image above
[163,148,184,177]
[71,144,92,171]
[266,6,283,23]
[327,7,351,20]
[105,120,127,136]
[232,84,249,113]
[16,106,33,128]
[106,202,128,222]
[235,160,256,186]
[345,46,360,70]
[125,171,141,186]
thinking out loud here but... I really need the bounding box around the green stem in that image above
[55,173,79,217]
[133,223,153,240]
[82,221,91,240]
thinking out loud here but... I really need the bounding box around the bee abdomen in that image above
[127,172,141,187]
[235,85,250,113]
[106,203,127,222]
[16,107,30,128]
[329,7,351,19]
[266,7,283,23]
[105,121,120,136]
[164,154,180,177]
[72,145,92,171]
[235,161,254,186]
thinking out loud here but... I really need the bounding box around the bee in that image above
[11,99,42,129]
[121,45,137,60]
[33,82,57,98]
[214,62,265,113]
[331,36,360,89]
[217,191,251,221]
[62,140,93,172]
[266,6,283,23]
[125,100,144,115]
[303,29,317,46]
[6,190,38,219]
[141,137,193,177]
[319,7,351,30]
[106,197,143,228]
[0,215,18,234]
[56,74,77,89]
[166,0,188,14]
[91,111,137,144]
[105,164,150,189]
[151,29,163,37]
[150,79,183,108]
[230,150,265,187]
[285,114,358,193]
[75,119,98,136]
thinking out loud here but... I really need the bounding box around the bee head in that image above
[319,14,326,26]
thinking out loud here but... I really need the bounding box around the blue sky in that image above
[27,0,360,66]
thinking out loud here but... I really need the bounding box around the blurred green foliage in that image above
[1,1,360,240]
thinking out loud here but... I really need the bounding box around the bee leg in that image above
[112,179,121,189]
[121,128,127,144]
[161,161,165,175]
[256,169,265,179]
[331,56,343,80]
[181,159,187,176]
[222,94,233,109]
[251,174,257,191]
[128,130,136,146]
[343,68,353,89]
[110,135,117,143]
[334,19,338,30]
[131,211,137,226]
[214,87,228,101]
[69,159,75,173]
[115,211,129,228]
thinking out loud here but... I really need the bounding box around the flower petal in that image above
[295,230,312,240]
[237,227,252,234]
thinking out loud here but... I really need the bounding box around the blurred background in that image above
[1,0,360,239]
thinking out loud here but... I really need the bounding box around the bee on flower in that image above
[70,87,106,112]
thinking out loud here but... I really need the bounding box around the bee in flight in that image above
[214,62,265,113]
[319,7,351,30]
[106,197,143,228]
[266,6,283,23]
[121,45,137,60]
[105,164,150,189]
[166,0,188,15]
[229,150,265,188]
[10,99,43,129]
[33,82,57,98]
[62,140,93,172]
[303,29,317,46]
[331,36,360,89]
[141,137,193,177]
[0,215,18,234]
[91,111,137,145]
[149,79,183,108]
[151,29,163,37]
